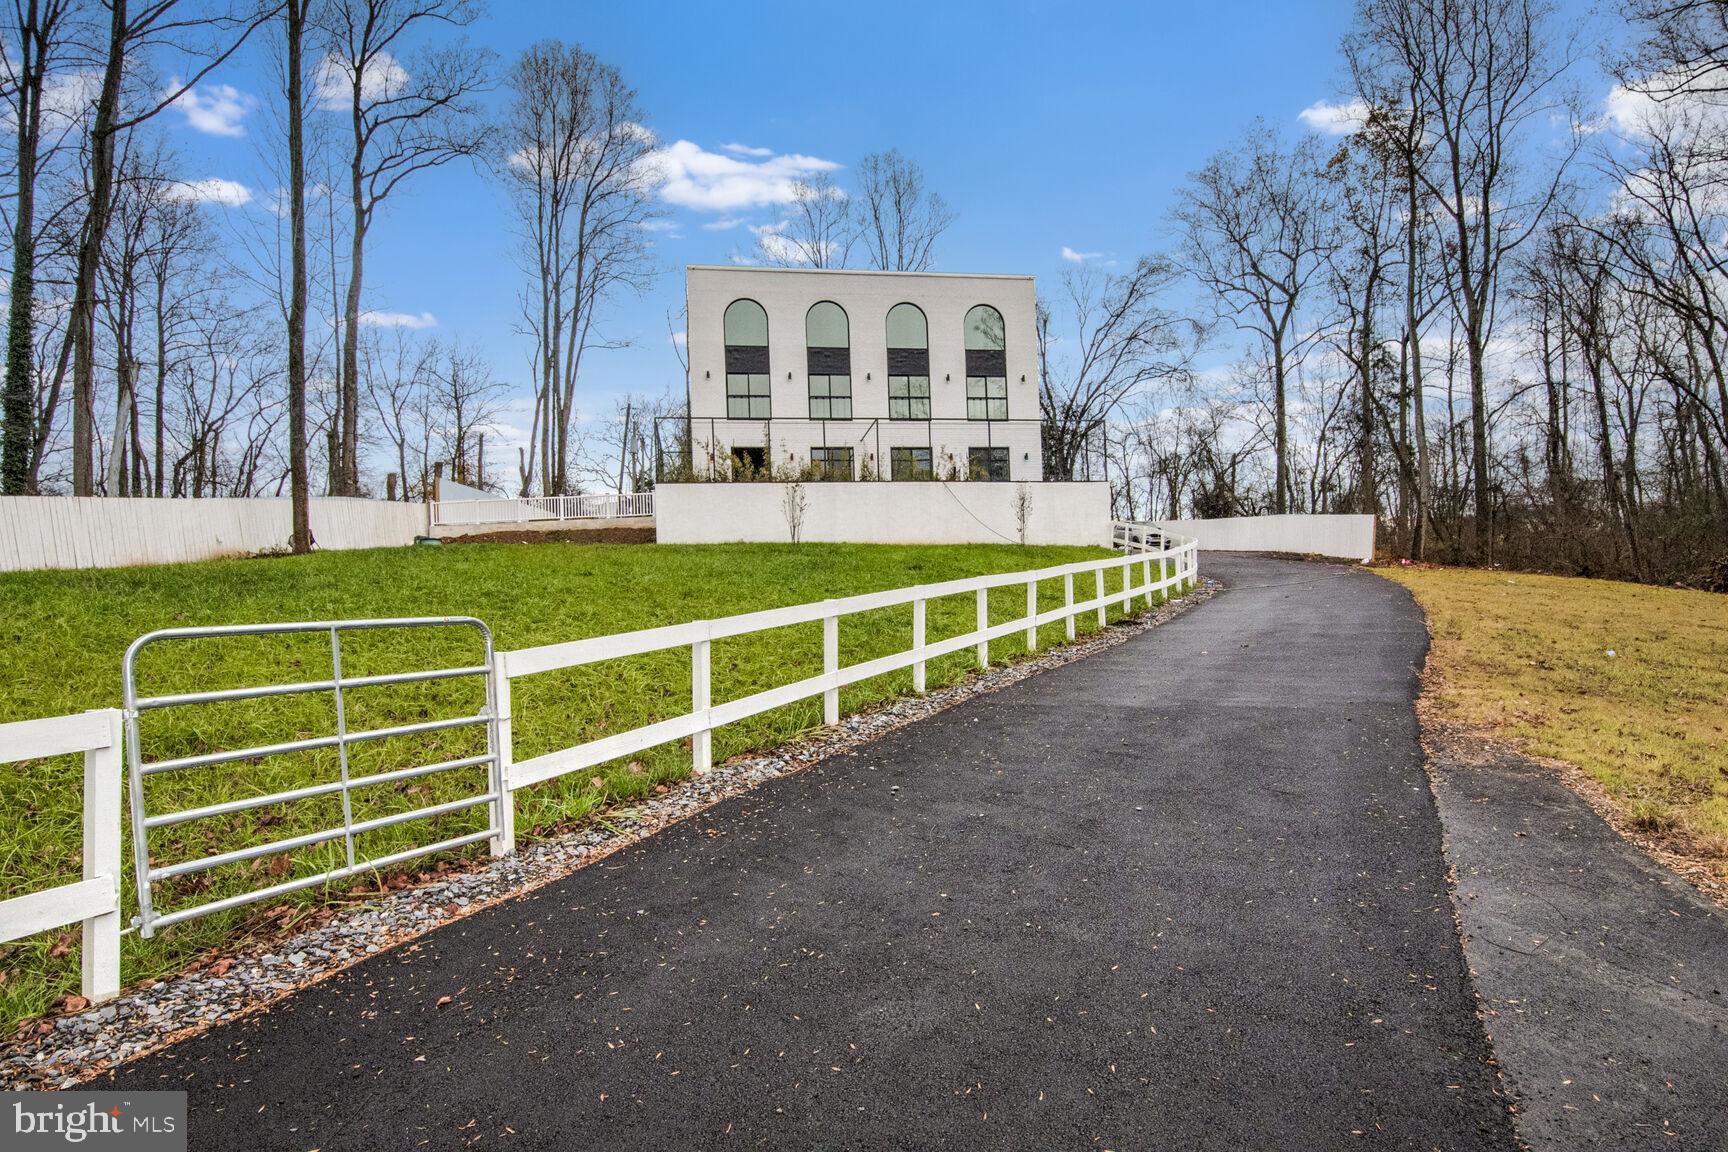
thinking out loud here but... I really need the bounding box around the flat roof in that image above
[686,264,1033,281]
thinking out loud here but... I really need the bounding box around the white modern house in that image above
[682,265,1044,483]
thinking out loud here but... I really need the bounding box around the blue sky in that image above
[160,0,1612,434]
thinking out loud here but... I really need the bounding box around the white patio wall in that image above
[0,496,430,572]
[656,482,1111,546]
[1153,514,1376,563]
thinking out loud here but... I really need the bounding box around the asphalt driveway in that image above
[105,555,1515,1151]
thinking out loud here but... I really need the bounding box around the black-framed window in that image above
[725,299,771,419]
[888,375,930,420]
[811,446,854,481]
[968,446,1009,481]
[963,303,1007,422]
[727,374,771,419]
[890,446,933,481]
[807,301,852,420]
[809,374,852,420]
[887,303,930,421]
[966,376,1007,421]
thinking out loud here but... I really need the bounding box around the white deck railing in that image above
[431,492,654,527]
[0,709,124,1004]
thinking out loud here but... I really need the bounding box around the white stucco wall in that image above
[1154,514,1376,563]
[685,265,1043,482]
[657,482,1111,547]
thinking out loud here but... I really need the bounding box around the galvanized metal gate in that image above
[122,617,503,938]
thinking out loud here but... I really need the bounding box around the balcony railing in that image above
[653,415,1045,482]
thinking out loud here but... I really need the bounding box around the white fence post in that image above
[823,608,839,725]
[1143,557,1153,608]
[489,659,515,857]
[1,710,126,1004]
[1121,563,1131,613]
[975,588,989,668]
[912,597,927,693]
[1094,568,1107,628]
[1025,580,1037,652]
[1064,573,1075,641]
[82,709,122,1003]
[692,637,712,772]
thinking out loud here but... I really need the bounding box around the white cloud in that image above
[640,140,841,212]
[1298,99,1369,136]
[167,178,253,207]
[42,69,100,126]
[1061,246,1103,263]
[670,331,687,348]
[721,142,774,157]
[1595,74,1728,141]
[168,81,254,137]
[702,217,745,231]
[747,219,839,266]
[313,51,408,110]
[359,309,438,329]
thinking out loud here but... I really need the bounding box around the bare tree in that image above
[854,149,955,272]
[1347,0,1581,559]
[1,0,83,493]
[1617,0,1728,102]
[362,326,435,499]
[315,0,490,495]
[282,0,310,546]
[1036,256,1200,481]
[1322,134,1403,516]
[499,38,658,496]
[65,0,275,496]
[426,337,501,488]
[1173,124,1339,513]
[754,172,853,268]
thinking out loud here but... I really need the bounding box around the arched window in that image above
[886,303,929,422]
[964,304,1007,422]
[724,299,770,419]
[806,301,851,421]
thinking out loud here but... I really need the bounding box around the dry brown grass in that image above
[1379,564,1728,882]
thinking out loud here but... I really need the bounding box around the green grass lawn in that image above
[0,540,1184,1028]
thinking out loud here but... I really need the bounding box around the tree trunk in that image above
[339,125,366,496]
[2,0,44,494]
[69,0,129,496]
[1467,320,1490,563]
[286,0,312,552]
[1271,336,1289,514]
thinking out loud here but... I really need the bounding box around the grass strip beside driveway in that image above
[1380,564,1728,885]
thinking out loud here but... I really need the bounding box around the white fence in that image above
[1152,513,1376,563]
[430,492,655,527]
[0,710,123,1004]
[490,529,1197,844]
[0,496,429,573]
[0,529,1194,1000]
[655,481,1112,546]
